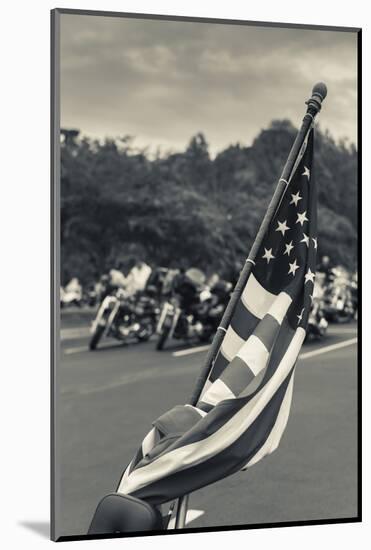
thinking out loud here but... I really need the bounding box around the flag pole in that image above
[174,82,327,529]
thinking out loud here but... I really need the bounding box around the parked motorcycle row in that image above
[306,267,357,340]
[61,263,357,352]
[155,268,232,351]
[86,267,232,351]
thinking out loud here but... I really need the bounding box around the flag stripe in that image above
[230,300,260,340]
[219,356,256,396]
[201,313,282,411]
[153,404,205,437]
[118,459,134,490]
[197,401,214,413]
[128,369,294,505]
[142,427,157,456]
[156,327,304,461]
[199,379,213,400]
[206,281,286,386]
[243,369,295,468]
[249,316,295,392]
[241,273,277,319]
[129,447,144,473]
[266,370,295,454]
[124,318,296,478]
[146,319,297,465]
[118,328,305,494]
[200,379,235,407]
[208,351,229,383]
[184,404,208,418]
[220,325,244,362]
[253,314,280,350]
[267,292,292,325]
[236,334,269,375]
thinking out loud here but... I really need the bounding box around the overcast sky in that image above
[60,14,358,156]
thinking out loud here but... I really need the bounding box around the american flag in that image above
[117,129,317,505]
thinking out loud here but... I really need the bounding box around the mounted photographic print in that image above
[51,8,361,542]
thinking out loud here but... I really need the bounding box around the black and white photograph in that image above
[52,9,360,541]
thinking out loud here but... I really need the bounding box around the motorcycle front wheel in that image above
[156,323,171,351]
[89,325,105,350]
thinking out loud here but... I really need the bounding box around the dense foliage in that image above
[60,121,357,285]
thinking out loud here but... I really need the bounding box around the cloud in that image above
[60,14,358,155]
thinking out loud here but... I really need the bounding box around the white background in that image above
[0,1,368,548]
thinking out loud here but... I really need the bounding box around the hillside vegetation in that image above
[61,120,357,284]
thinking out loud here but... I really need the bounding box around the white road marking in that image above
[64,337,357,396]
[299,337,357,360]
[172,334,357,359]
[167,509,204,529]
[60,321,356,356]
[64,340,130,355]
[172,345,210,357]
[63,329,357,362]
[61,327,90,341]
[329,327,358,334]
[63,341,124,355]
[64,346,89,355]
[63,362,202,395]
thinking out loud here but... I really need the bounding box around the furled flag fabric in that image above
[117,129,317,506]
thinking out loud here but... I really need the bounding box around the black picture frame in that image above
[51,8,362,542]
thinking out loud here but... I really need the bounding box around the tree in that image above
[60,122,357,285]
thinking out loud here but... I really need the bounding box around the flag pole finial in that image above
[306,82,328,116]
[313,82,327,100]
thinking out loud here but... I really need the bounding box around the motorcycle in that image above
[306,298,328,340]
[82,284,99,308]
[89,288,158,350]
[350,273,358,321]
[322,269,355,323]
[60,278,83,308]
[156,269,231,351]
[305,278,328,340]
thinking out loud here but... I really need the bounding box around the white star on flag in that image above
[312,237,318,249]
[300,233,310,247]
[262,248,275,264]
[290,191,302,207]
[304,268,315,284]
[288,259,300,276]
[284,241,294,256]
[296,211,309,226]
[276,220,290,236]
[297,308,305,324]
[302,166,310,179]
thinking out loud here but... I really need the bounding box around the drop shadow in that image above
[18,521,50,539]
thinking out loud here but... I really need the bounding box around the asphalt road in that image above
[57,312,358,538]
